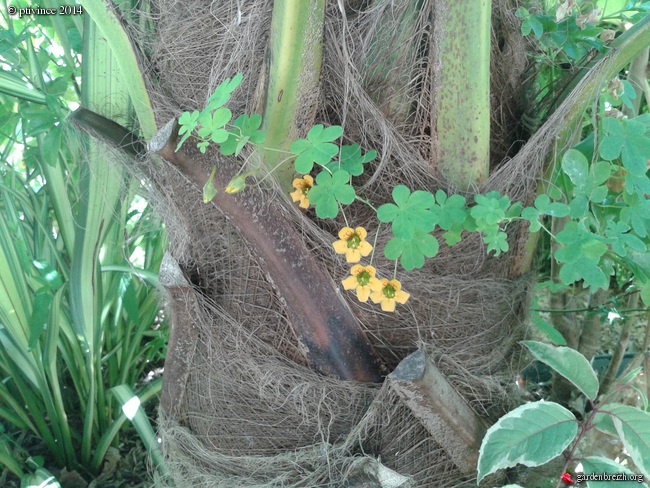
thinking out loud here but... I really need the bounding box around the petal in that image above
[370,291,383,304]
[333,240,348,254]
[358,241,373,257]
[370,279,385,292]
[395,290,410,304]
[303,175,314,185]
[357,286,371,302]
[349,264,364,276]
[292,178,304,190]
[355,227,368,240]
[338,227,354,240]
[365,266,377,277]
[290,190,301,203]
[346,249,361,263]
[381,299,396,312]
[342,276,357,290]
[299,197,310,209]
[387,279,401,291]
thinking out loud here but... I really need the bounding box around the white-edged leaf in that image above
[522,341,599,400]
[580,456,647,487]
[477,401,578,484]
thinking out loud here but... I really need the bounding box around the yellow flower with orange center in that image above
[290,175,314,208]
[342,265,380,302]
[332,227,372,263]
[370,279,410,312]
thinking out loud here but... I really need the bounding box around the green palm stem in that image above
[256,0,325,193]
[435,0,492,191]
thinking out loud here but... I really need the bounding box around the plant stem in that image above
[435,0,491,191]
[257,0,325,193]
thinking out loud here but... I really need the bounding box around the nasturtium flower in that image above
[333,227,372,263]
[342,265,380,302]
[290,175,314,208]
[370,279,410,312]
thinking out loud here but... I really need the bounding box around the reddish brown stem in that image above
[151,120,382,383]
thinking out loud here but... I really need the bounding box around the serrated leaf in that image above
[308,170,355,219]
[325,144,376,176]
[522,341,599,400]
[477,401,578,484]
[291,124,343,174]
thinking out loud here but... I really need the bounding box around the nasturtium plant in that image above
[307,170,355,219]
[220,114,265,156]
[384,230,439,271]
[197,107,232,144]
[325,144,376,176]
[207,73,243,108]
[291,124,344,174]
[377,185,437,240]
[176,110,200,151]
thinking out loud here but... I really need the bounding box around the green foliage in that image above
[325,144,376,176]
[0,7,167,483]
[478,342,650,485]
[477,400,579,484]
[291,124,344,174]
[522,341,599,400]
[308,170,356,219]
[377,186,437,239]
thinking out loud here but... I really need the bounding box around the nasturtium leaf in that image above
[580,457,644,488]
[594,404,650,479]
[176,110,200,151]
[605,221,646,257]
[291,124,343,174]
[207,73,243,108]
[600,119,650,177]
[559,257,609,290]
[307,170,355,219]
[620,194,650,238]
[220,114,265,156]
[203,165,218,203]
[471,194,509,227]
[434,191,467,230]
[197,107,232,144]
[522,207,542,232]
[442,222,464,246]
[522,341,599,400]
[483,230,509,256]
[377,186,437,240]
[325,144,376,176]
[477,401,578,484]
[384,231,439,271]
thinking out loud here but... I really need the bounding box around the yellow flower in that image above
[370,279,410,312]
[342,265,381,302]
[332,227,372,263]
[290,175,314,208]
